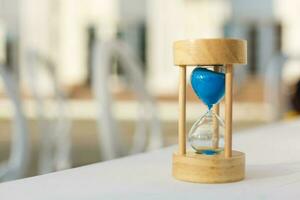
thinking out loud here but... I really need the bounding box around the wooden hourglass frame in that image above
[172,39,247,183]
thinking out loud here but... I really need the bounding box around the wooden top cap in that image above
[173,38,247,66]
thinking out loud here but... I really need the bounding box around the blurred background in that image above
[0,0,300,181]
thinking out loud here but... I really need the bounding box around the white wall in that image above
[275,0,300,84]
[0,21,5,64]
[6,0,300,95]
[18,0,119,95]
[146,0,230,95]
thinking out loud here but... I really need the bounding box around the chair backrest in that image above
[26,51,72,174]
[91,39,163,160]
[0,64,30,181]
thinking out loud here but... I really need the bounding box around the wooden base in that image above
[172,150,245,183]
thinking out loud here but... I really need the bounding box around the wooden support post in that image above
[212,66,220,149]
[178,65,186,155]
[225,64,233,158]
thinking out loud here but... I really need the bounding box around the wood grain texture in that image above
[173,39,247,66]
[173,151,245,183]
[178,66,186,155]
[212,66,220,149]
[225,64,233,158]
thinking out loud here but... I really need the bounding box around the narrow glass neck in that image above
[207,104,213,110]
[206,108,213,118]
[205,107,225,127]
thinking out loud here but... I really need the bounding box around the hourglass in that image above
[172,39,247,183]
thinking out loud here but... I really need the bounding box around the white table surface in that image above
[1,119,300,200]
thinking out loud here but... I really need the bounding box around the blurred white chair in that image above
[92,39,163,160]
[26,51,72,174]
[264,52,288,121]
[0,64,30,181]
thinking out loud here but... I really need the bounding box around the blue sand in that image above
[191,67,225,109]
[201,149,218,155]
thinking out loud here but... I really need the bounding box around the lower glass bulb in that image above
[188,109,224,155]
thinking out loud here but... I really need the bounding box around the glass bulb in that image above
[188,109,224,155]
